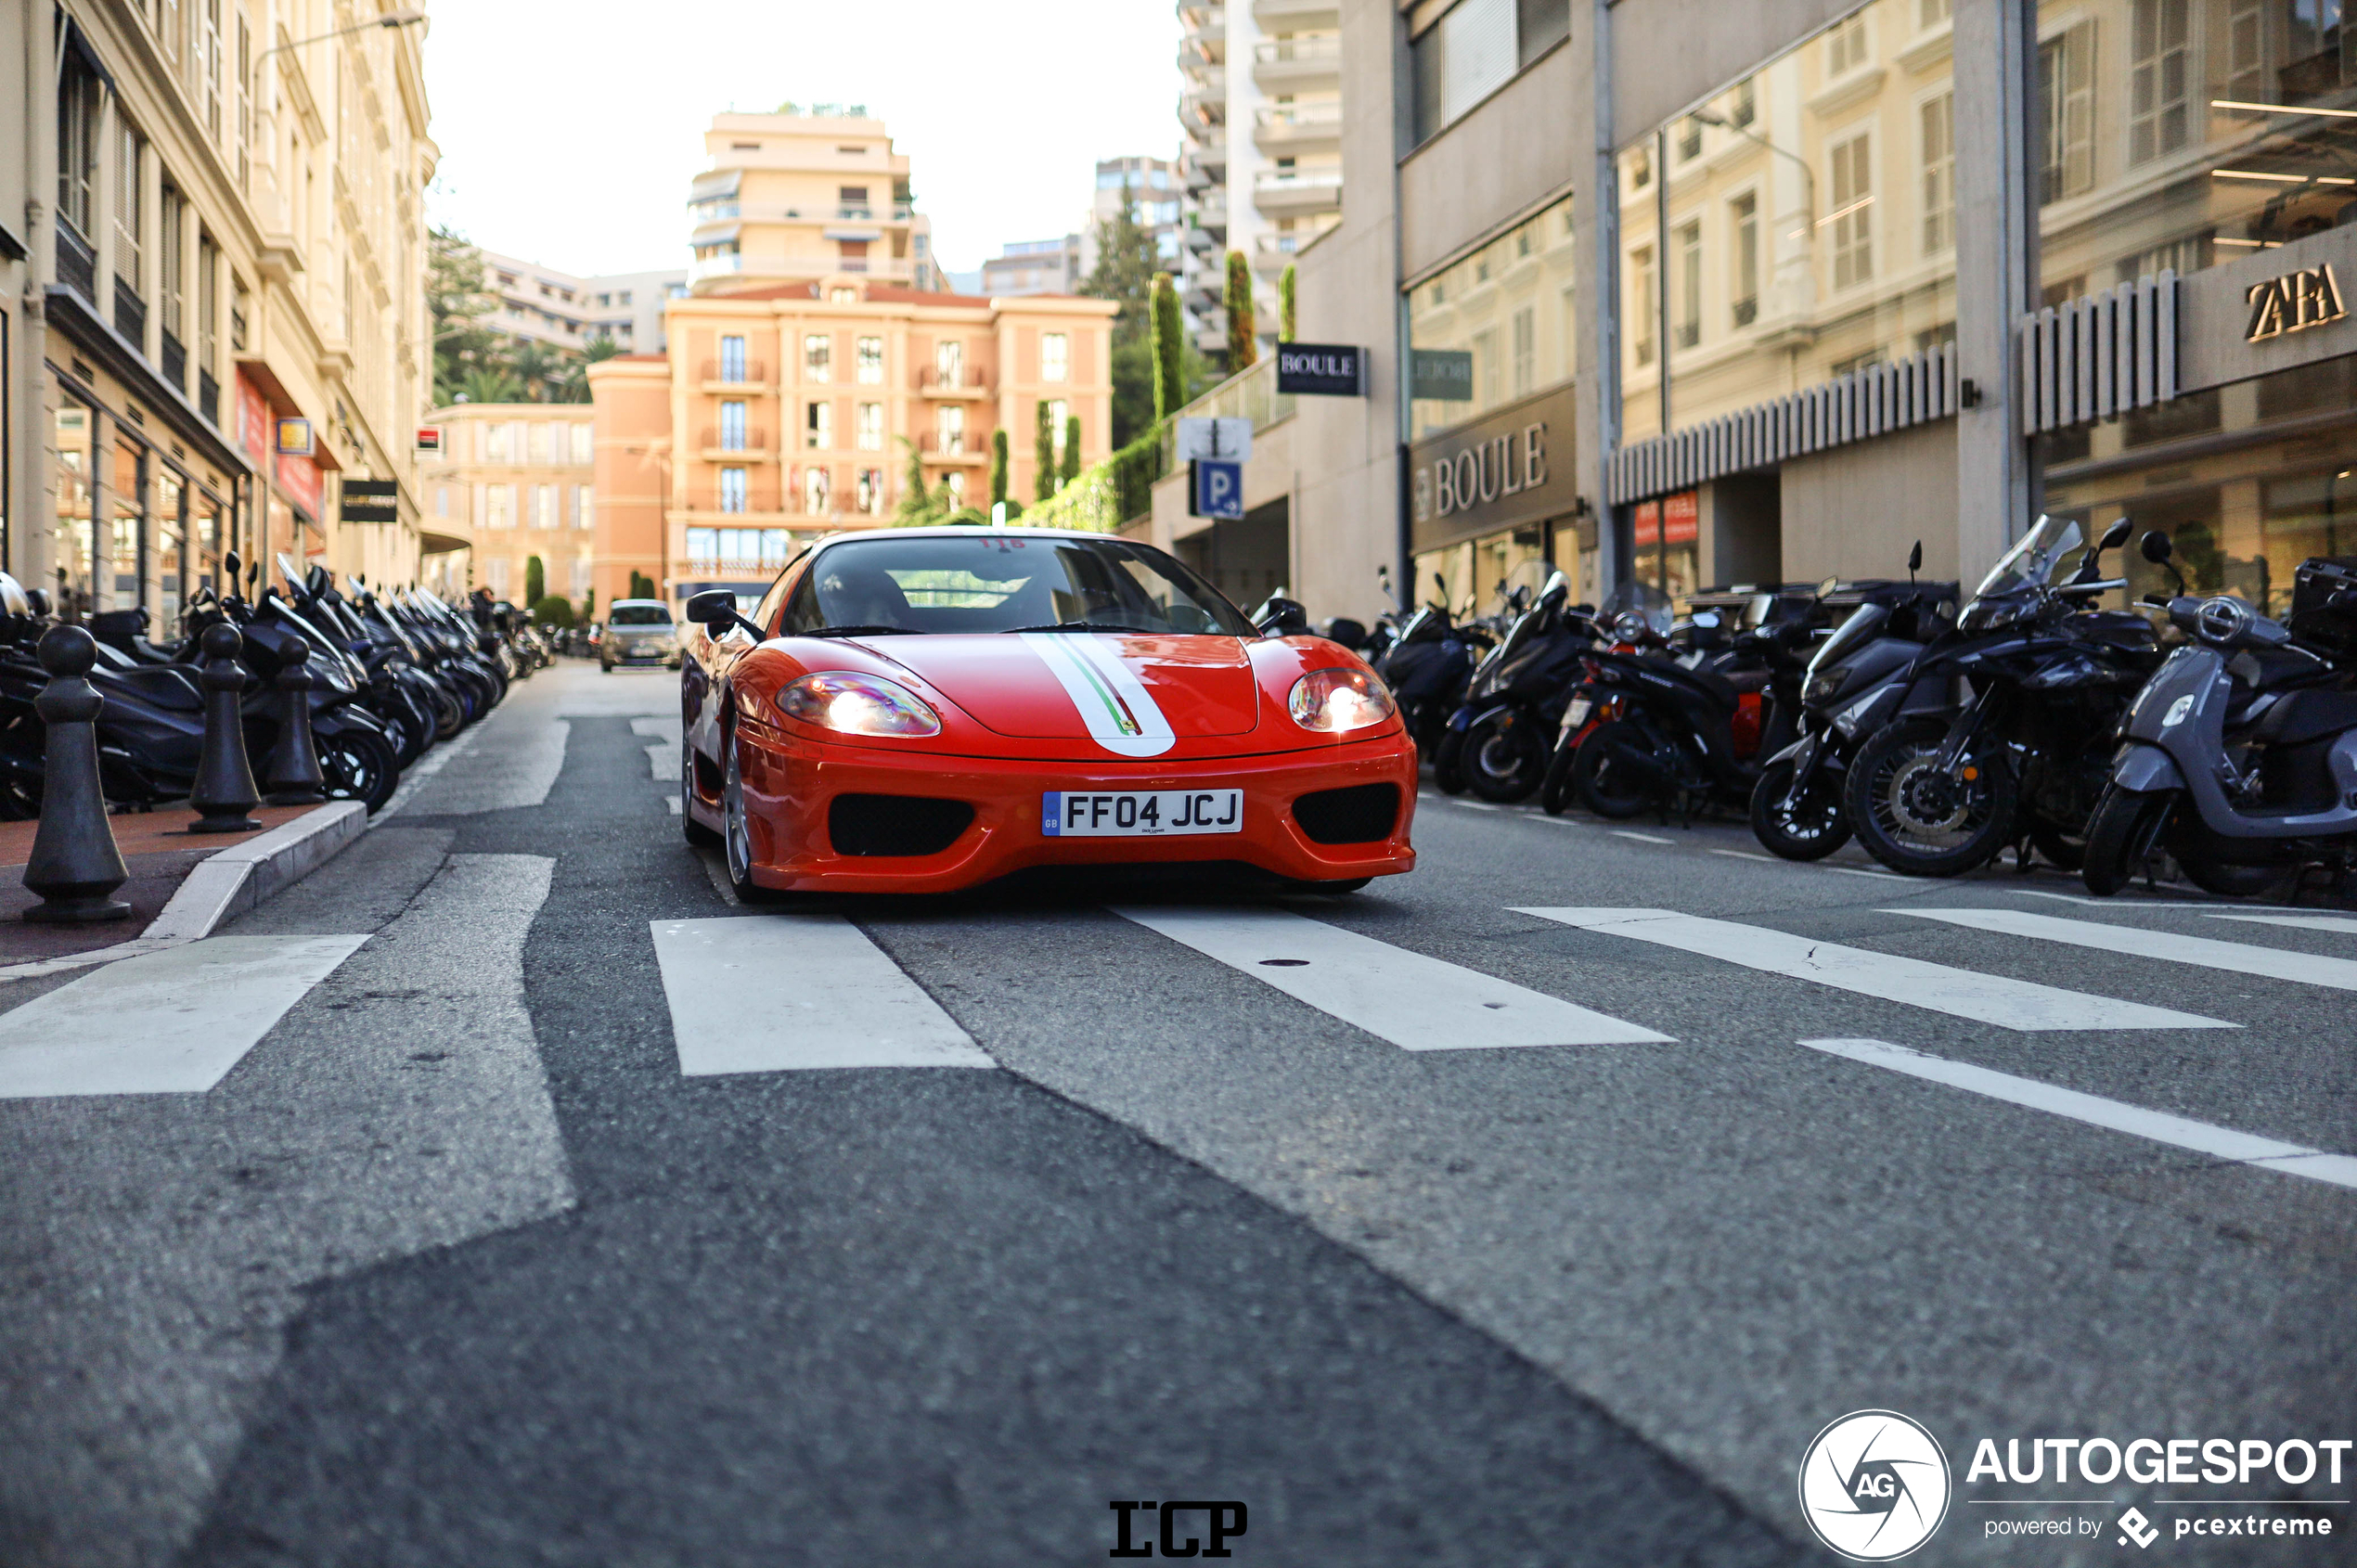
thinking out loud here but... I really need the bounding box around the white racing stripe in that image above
[1512,908,2235,1031]
[0,935,370,1097]
[1799,1038,2357,1190]
[1894,907,2357,992]
[1019,633,1176,758]
[651,915,995,1073]
[2208,912,2357,937]
[1114,905,1673,1049]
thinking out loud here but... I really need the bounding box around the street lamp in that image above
[1691,109,1815,238]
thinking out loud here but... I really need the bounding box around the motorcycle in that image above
[1431,572,1593,803]
[2081,537,2357,898]
[1372,572,1491,763]
[1842,515,2155,878]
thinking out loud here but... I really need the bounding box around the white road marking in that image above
[2208,912,2357,937]
[1534,815,1584,827]
[1512,908,2235,1031]
[1828,866,1909,881]
[664,794,683,815]
[1449,798,1501,811]
[1799,1037,2357,1190]
[0,935,370,1097]
[631,715,684,784]
[650,915,995,1073]
[1114,905,1673,1049]
[1613,830,1673,844]
[1893,907,2357,993]
[1711,849,1779,863]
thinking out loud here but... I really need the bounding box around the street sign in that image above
[1173,417,1253,462]
[1191,459,1243,521]
[1410,349,1475,402]
[341,478,399,524]
[1275,342,1363,396]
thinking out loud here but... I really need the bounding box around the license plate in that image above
[1042,789,1243,837]
[1560,696,1593,735]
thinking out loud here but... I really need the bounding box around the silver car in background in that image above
[600,599,682,672]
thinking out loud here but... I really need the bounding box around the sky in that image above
[421,0,1179,280]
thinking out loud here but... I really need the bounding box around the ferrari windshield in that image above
[782,533,1257,636]
[1975,515,2083,598]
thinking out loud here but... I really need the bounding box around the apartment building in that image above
[416,403,598,607]
[981,236,1082,298]
[687,109,946,297]
[3,1,436,633]
[1079,154,1185,281]
[588,276,1115,610]
[476,250,688,356]
[1177,0,1345,359]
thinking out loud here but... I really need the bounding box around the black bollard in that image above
[21,625,134,924]
[189,622,264,833]
[263,636,328,805]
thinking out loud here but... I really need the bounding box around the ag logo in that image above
[1798,1410,1952,1561]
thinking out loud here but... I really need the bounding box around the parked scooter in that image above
[2081,536,2357,897]
[1372,573,1490,760]
[1431,572,1592,803]
[1842,515,2156,877]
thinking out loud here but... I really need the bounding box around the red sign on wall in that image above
[1631,491,1700,547]
[237,374,271,465]
[277,449,324,520]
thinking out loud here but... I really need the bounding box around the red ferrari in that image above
[676,527,1417,897]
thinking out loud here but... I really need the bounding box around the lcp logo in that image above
[1798,1410,1953,1561]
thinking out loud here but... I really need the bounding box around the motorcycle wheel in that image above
[431,684,466,741]
[1431,726,1470,795]
[1749,757,1851,861]
[318,725,402,815]
[1844,716,2017,877]
[2029,821,2086,872]
[2081,788,2176,897]
[1571,720,1659,820]
[1538,736,1578,815]
[1463,712,1546,803]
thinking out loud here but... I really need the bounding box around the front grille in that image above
[828,793,975,857]
[1291,782,1399,845]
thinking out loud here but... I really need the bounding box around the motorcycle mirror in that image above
[224,549,242,579]
[1818,574,1840,599]
[1908,540,1924,574]
[2139,529,2173,564]
[2098,515,2132,554]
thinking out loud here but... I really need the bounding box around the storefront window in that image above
[1616,0,1957,443]
[56,403,95,615]
[2034,0,2357,617]
[157,469,186,638]
[1406,192,1575,439]
[110,440,145,614]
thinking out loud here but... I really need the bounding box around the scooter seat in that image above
[2255,687,2357,749]
[1698,667,1771,699]
[105,663,206,713]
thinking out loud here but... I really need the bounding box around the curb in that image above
[0,801,368,983]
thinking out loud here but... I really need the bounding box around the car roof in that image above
[610,598,671,609]
[810,525,1150,549]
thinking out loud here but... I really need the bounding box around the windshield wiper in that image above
[999,621,1165,635]
[802,623,919,637]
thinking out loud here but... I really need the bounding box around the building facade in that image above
[1270,0,2357,631]
[415,402,597,606]
[476,250,687,357]
[1178,0,1346,358]
[1079,154,1185,282]
[981,236,1082,298]
[686,109,946,298]
[4,0,435,636]
[588,277,1116,612]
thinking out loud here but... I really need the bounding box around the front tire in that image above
[1431,726,1469,794]
[721,736,779,902]
[1462,710,1546,803]
[1845,717,2016,877]
[1572,719,1659,820]
[2081,788,2175,896]
[318,725,402,815]
[1539,733,1579,815]
[1750,757,1851,861]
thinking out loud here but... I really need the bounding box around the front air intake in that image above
[828,794,976,857]
[1291,783,1399,845]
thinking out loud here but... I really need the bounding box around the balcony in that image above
[1180,64,1227,110]
[921,437,988,462]
[700,430,775,462]
[1252,168,1343,215]
[1252,231,1318,275]
[1254,0,1337,19]
[1252,36,1341,89]
[1177,3,1226,38]
[1253,104,1343,154]
[700,359,768,391]
[57,225,97,301]
[691,254,921,292]
[114,278,148,350]
[919,367,992,397]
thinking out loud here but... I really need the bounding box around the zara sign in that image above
[2245,263,2346,343]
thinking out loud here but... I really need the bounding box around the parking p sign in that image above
[1191,459,1243,520]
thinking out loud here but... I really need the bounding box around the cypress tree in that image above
[525,555,546,606]
[1279,263,1297,343]
[989,428,1011,508]
[1036,402,1058,501]
[1062,415,1082,488]
[1224,251,1257,369]
[1151,272,1184,419]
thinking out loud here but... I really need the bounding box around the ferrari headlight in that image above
[777,671,942,737]
[1288,666,1397,733]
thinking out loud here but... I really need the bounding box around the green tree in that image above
[1083,180,1166,446]
[1224,251,1257,369]
[1279,263,1297,343]
[629,571,656,599]
[1152,272,1184,420]
[525,554,547,606]
[531,594,574,627]
[1035,402,1058,502]
[459,363,522,405]
[989,428,1011,509]
[893,435,945,526]
[428,225,501,406]
[1062,415,1082,489]
[583,589,596,623]
[510,341,571,404]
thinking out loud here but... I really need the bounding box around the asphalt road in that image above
[2,662,2351,1568]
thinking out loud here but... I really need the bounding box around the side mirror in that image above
[2139,530,2173,564]
[224,549,242,579]
[1254,597,1312,637]
[1818,574,1840,599]
[684,589,740,626]
[1908,540,1924,574]
[2099,515,2132,554]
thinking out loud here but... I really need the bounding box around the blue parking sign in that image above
[1193,459,1243,520]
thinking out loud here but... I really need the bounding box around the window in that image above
[1678,118,1703,162]
[233,13,248,185]
[934,339,965,389]
[2038,22,2094,204]
[485,484,515,528]
[1474,328,1500,406]
[1825,13,1868,76]
[1732,79,1756,129]
[938,405,965,454]
[1511,307,1536,396]
[571,424,592,465]
[2129,0,2189,165]
[856,336,882,383]
[1829,131,1874,289]
[1047,399,1070,457]
[1631,246,1656,366]
[574,485,594,528]
[199,233,219,381]
[1674,222,1701,350]
[945,471,966,509]
[202,0,222,137]
[839,185,869,208]
[485,422,512,463]
[1920,0,1951,25]
[58,54,101,238]
[2225,0,2265,101]
[534,484,557,529]
[161,186,187,345]
[718,334,747,382]
[486,559,509,596]
[1921,92,1955,255]
[1410,0,1519,144]
[720,468,748,513]
[720,401,747,451]
[1731,193,1758,327]
[1041,332,1069,382]
[527,423,549,464]
[805,333,832,381]
[856,468,882,515]
[806,401,833,449]
[856,402,883,450]
[830,287,858,303]
[805,467,831,514]
[1628,144,1652,192]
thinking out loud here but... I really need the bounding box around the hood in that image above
[866,634,1260,754]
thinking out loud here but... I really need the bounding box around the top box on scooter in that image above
[2289,557,2357,657]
